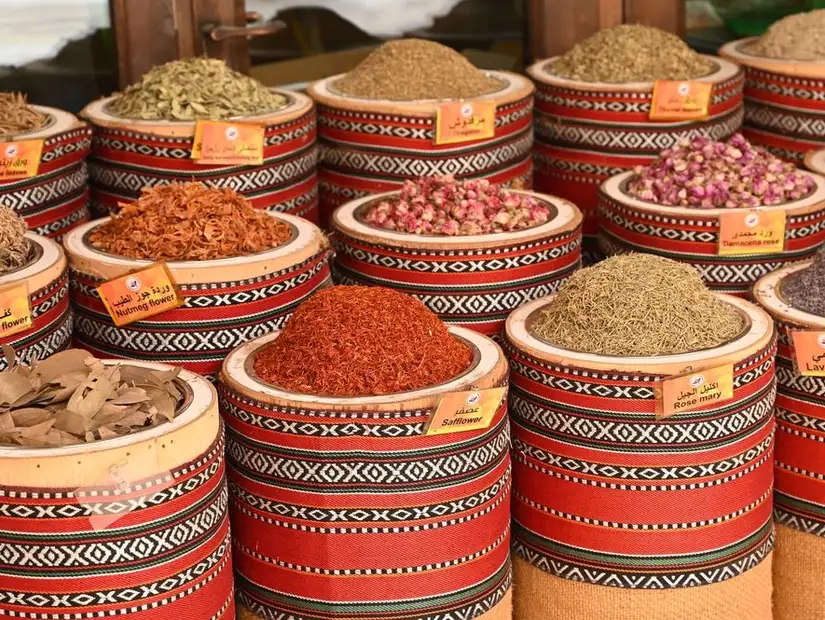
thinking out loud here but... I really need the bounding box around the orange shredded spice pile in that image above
[254,286,473,397]
[89,183,292,261]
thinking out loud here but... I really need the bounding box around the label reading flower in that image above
[435,101,496,145]
[718,210,786,255]
[656,364,734,419]
[0,139,44,181]
[650,81,713,121]
[424,387,506,436]
[0,283,32,338]
[191,121,265,165]
[791,330,825,377]
[97,263,184,327]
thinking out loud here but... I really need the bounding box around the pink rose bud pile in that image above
[363,176,550,235]
[626,133,816,208]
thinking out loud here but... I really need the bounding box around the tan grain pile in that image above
[745,9,825,61]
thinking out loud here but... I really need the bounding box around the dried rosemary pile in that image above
[0,207,30,274]
[0,92,47,140]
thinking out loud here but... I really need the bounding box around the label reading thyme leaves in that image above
[650,81,712,122]
[0,139,43,181]
[424,387,505,436]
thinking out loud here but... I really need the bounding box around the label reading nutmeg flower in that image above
[435,102,496,145]
[0,282,32,338]
[718,210,786,256]
[650,81,712,122]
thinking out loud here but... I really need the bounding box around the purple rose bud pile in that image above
[626,134,816,208]
[363,176,551,235]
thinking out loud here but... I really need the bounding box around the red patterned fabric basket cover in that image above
[218,327,513,620]
[505,295,776,617]
[307,71,535,229]
[527,56,744,263]
[63,214,332,379]
[598,170,825,297]
[331,190,582,339]
[0,363,234,619]
[0,105,91,239]
[80,92,319,223]
[0,233,71,369]
[720,39,825,164]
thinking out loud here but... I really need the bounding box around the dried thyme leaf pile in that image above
[531,254,745,356]
[110,58,287,121]
[781,245,825,316]
[0,348,184,447]
[0,92,47,140]
[745,9,825,61]
[548,25,715,83]
[0,207,30,274]
[334,39,502,101]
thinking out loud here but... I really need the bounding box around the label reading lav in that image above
[435,101,496,145]
[0,283,32,338]
[649,81,713,122]
[656,364,734,419]
[791,331,825,377]
[424,387,506,436]
[718,210,786,255]
[191,121,265,165]
[0,139,44,181]
[97,263,184,327]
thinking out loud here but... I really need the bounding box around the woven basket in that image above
[80,92,319,223]
[0,105,91,239]
[331,189,582,339]
[527,56,744,263]
[63,213,332,379]
[752,264,825,620]
[598,170,825,296]
[720,39,825,164]
[505,294,776,620]
[0,232,71,369]
[307,71,535,229]
[0,361,234,618]
[219,326,512,620]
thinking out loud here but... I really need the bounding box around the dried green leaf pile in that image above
[531,254,745,356]
[0,348,184,448]
[0,206,30,274]
[110,58,288,121]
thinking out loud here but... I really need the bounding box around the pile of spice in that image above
[0,207,30,274]
[532,254,745,356]
[781,245,825,316]
[110,58,288,121]
[548,25,715,83]
[89,183,292,261]
[0,92,47,139]
[0,348,183,447]
[626,134,815,208]
[745,9,825,61]
[363,176,550,235]
[254,286,472,397]
[334,39,501,101]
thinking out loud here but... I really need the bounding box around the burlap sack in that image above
[774,524,825,620]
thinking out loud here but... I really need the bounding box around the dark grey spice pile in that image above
[782,246,825,316]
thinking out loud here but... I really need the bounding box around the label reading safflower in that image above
[435,102,496,145]
[790,331,825,377]
[424,387,506,436]
[0,283,32,338]
[97,263,184,327]
[0,139,44,181]
[191,121,265,165]
[656,364,734,419]
[718,210,786,255]
[650,81,713,122]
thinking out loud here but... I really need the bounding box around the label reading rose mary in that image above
[656,364,734,419]
[97,263,183,327]
[424,387,506,436]
[0,139,44,181]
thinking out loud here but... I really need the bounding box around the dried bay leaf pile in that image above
[0,348,184,448]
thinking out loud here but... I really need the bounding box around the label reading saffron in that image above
[191,121,265,165]
[650,81,713,121]
[656,364,734,419]
[718,210,786,255]
[0,139,44,181]
[790,330,825,377]
[424,387,506,436]
[435,101,496,145]
[0,283,32,338]
[97,263,183,327]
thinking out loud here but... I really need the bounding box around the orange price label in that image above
[424,387,506,436]
[191,121,265,165]
[790,331,825,377]
[656,364,734,419]
[0,283,32,338]
[435,101,496,145]
[650,81,713,121]
[718,210,786,256]
[97,263,183,327]
[0,139,44,181]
